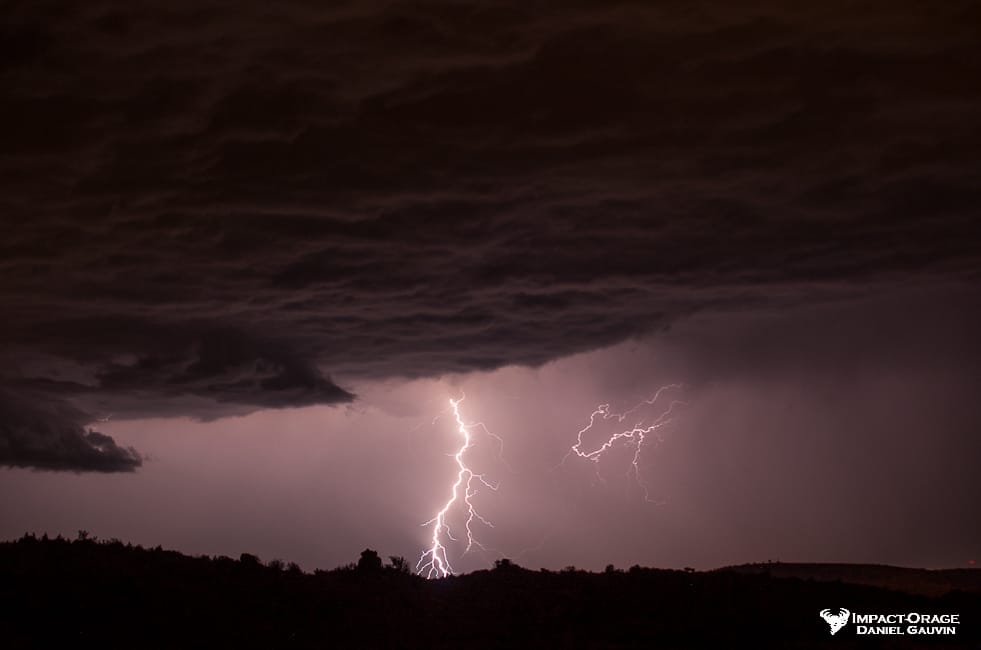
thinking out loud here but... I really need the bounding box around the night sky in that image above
[2,0,979,573]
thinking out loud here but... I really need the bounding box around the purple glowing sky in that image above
[3,284,978,571]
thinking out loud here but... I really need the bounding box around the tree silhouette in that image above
[239,552,261,568]
[388,555,411,574]
[357,548,382,573]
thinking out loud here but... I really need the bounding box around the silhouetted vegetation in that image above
[357,548,383,573]
[0,533,977,648]
[388,555,411,574]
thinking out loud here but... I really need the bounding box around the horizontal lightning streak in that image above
[561,384,686,501]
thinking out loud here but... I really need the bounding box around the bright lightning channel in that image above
[561,384,686,501]
[417,394,505,579]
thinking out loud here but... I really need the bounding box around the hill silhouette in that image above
[722,562,981,598]
[1,533,977,649]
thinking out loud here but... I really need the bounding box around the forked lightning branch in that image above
[417,386,687,579]
[417,395,505,578]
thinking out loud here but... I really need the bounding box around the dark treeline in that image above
[1,533,977,649]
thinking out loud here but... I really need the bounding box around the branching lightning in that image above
[416,385,682,577]
[560,384,686,501]
[417,394,506,578]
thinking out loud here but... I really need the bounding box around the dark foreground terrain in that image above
[1,534,977,649]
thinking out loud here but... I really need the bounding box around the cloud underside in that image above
[0,391,140,472]
[1,0,979,469]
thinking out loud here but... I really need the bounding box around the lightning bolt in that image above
[561,384,686,501]
[417,394,506,578]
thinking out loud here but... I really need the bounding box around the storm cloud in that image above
[1,0,979,469]
[0,390,140,472]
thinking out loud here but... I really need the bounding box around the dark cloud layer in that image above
[1,0,979,469]
[0,391,140,472]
